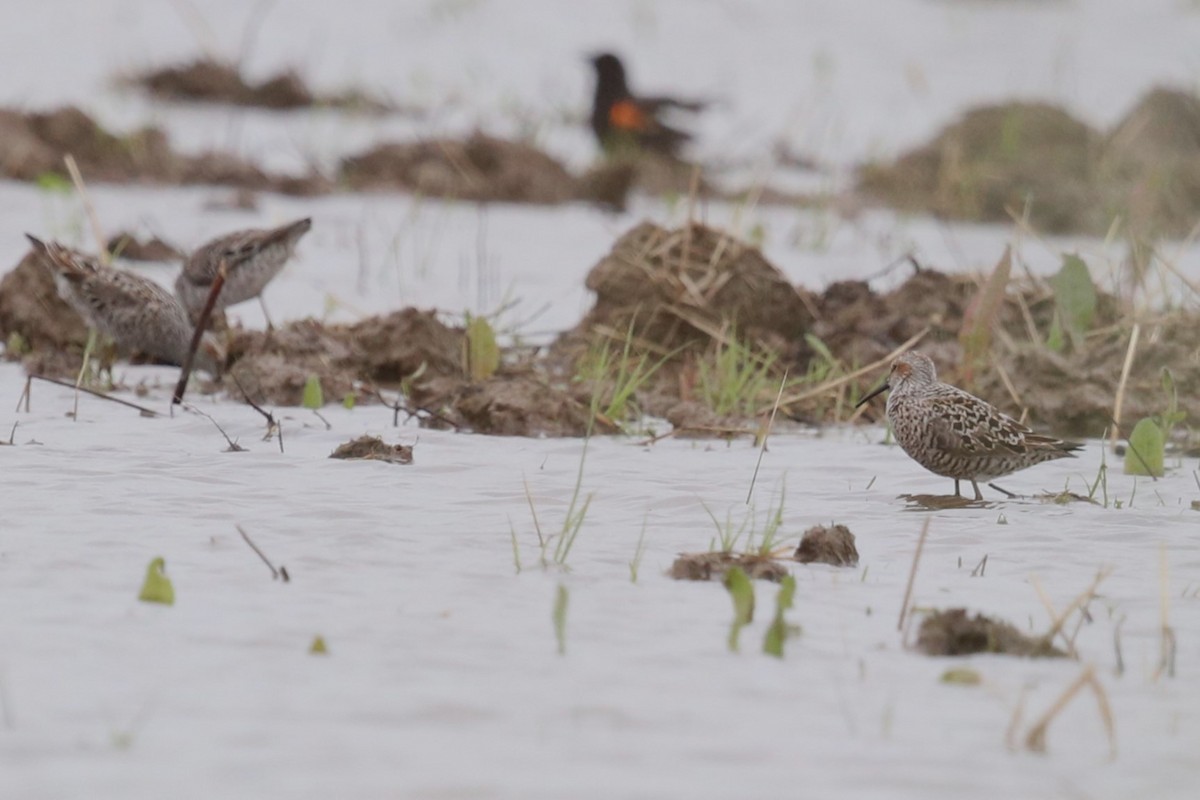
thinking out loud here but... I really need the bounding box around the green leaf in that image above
[803,334,835,365]
[1124,418,1165,477]
[35,172,72,193]
[302,375,325,409]
[940,667,982,685]
[342,393,356,410]
[1045,315,1064,353]
[465,315,500,381]
[552,583,569,656]
[723,566,755,652]
[309,635,328,654]
[1050,254,1097,348]
[5,331,29,357]
[138,557,174,605]
[762,575,798,658]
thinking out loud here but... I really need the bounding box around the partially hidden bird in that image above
[175,217,312,326]
[26,234,223,375]
[856,351,1081,500]
[588,52,706,158]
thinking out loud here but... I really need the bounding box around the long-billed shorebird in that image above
[175,217,311,326]
[26,235,223,375]
[856,351,1081,500]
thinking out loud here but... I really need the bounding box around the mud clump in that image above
[451,371,602,437]
[0,248,89,357]
[131,58,391,112]
[916,609,1066,658]
[107,231,182,262]
[0,105,328,195]
[794,524,859,567]
[346,308,463,383]
[329,435,413,465]
[670,551,790,582]
[341,133,578,204]
[859,88,1200,238]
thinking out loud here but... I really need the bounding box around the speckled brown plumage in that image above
[26,234,223,374]
[857,351,1081,500]
[175,217,311,318]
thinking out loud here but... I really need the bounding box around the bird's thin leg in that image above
[258,295,275,332]
[954,479,961,497]
[971,480,983,502]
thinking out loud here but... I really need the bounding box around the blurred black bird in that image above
[588,52,706,158]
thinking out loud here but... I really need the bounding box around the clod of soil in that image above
[793,524,859,566]
[340,133,578,204]
[107,231,183,262]
[858,88,1200,238]
[916,608,1066,658]
[131,58,391,112]
[0,105,328,195]
[222,309,466,406]
[0,247,89,356]
[329,435,413,464]
[670,551,790,582]
[452,371,605,437]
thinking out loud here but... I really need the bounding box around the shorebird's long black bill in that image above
[856,380,889,408]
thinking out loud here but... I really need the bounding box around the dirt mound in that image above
[451,370,599,437]
[329,435,413,464]
[0,105,328,195]
[131,58,391,112]
[858,102,1102,233]
[341,133,579,204]
[670,551,790,582]
[559,221,814,362]
[107,231,182,262]
[858,88,1200,237]
[972,331,1200,439]
[916,608,1065,658]
[345,308,464,382]
[793,524,858,566]
[0,247,89,356]
[1104,87,1200,236]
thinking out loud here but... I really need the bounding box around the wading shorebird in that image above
[175,217,312,326]
[26,235,224,375]
[856,351,1081,500]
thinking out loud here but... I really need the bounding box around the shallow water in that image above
[2,366,1198,799]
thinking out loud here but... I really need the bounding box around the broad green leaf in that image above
[465,315,500,381]
[552,584,569,656]
[1124,418,1164,477]
[302,374,325,409]
[342,393,356,410]
[1050,254,1097,348]
[138,557,175,605]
